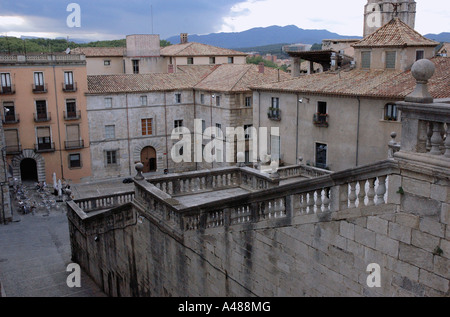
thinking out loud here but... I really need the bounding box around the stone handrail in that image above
[136,160,399,233]
[74,190,135,213]
[148,166,280,196]
[277,164,333,179]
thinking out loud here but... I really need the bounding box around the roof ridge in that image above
[230,65,253,92]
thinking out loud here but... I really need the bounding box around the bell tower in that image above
[364,0,416,37]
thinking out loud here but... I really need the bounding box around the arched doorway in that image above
[20,158,38,182]
[141,146,157,173]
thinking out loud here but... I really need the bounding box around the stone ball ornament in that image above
[411,59,435,83]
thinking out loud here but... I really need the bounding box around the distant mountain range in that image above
[165,25,450,49]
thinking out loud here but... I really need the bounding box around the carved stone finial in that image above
[236,152,246,167]
[135,162,144,180]
[405,59,435,103]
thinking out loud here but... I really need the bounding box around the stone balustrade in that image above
[130,160,398,233]
[74,191,135,213]
[277,164,333,179]
[148,166,280,196]
[0,54,86,64]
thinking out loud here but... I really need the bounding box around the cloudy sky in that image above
[0,0,448,41]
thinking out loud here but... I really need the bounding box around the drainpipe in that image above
[296,94,300,164]
[52,64,64,181]
[125,93,132,175]
[1,147,7,224]
[193,89,197,171]
[164,92,169,171]
[356,96,361,167]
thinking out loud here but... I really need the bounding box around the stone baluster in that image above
[307,192,315,214]
[300,193,307,214]
[293,194,302,213]
[315,189,323,213]
[367,178,376,206]
[339,184,349,210]
[323,188,330,212]
[357,180,365,207]
[376,176,387,205]
[430,122,444,155]
[348,182,357,209]
[445,123,450,158]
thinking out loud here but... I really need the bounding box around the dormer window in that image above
[385,51,397,69]
[416,50,424,61]
[361,51,371,69]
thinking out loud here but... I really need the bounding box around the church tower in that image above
[364,0,416,37]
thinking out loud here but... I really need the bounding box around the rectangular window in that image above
[215,123,222,139]
[245,97,252,107]
[272,97,280,109]
[175,93,182,104]
[105,125,115,139]
[104,60,111,66]
[384,103,398,121]
[361,51,371,69]
[3,101,17,122]
[65,99,77,119]
[202,119,206,133]
[132,60,140,74]
[315,143,327,169]
[244,124,253,140]
[36,127,52,151]
[140,95,148,106]
[385,51,397,69]
[33,72,45,91]
[35,100,48,120]
[105,98,112,108]
[106,151,117,165]
[416,50,424,61]
[187,57,194,65]
[174,120,183,129]
[228,57,234,64]
[4,129,19,153]
[64,71,74,91]
[216,95,221,107]
[66,125,81,149]
[142,118,153,136]
[209,57,216,65]
[317,101,327,115]
[200,94,205,104]
[69,154,81,168]
[0,73,12,93]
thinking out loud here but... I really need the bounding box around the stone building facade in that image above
[86,64,289,181]
[251,16,443,172]
[0,53,92,184]
[67,59,450,297]
[0,119,12,224]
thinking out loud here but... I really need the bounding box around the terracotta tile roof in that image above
[160,42,247,57]
[71,47,126,57]
[194,64,291,92]
[353,18,439,48]
[251,57,450,99]
[87,65,215,94]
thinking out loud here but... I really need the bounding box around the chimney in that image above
[258,62,265,74]
[180,33,188,44]
[330,52,338,71]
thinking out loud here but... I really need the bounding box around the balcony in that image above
[34,112,51,122]
[63,82,77,92]
[4,145,22,155]
[2,114,20,124]
[35,142,55,153]
[0,85,15,95]
[65,140,84,150]
[32,84,48,94]
[267,108,281,121]
[313,113,329,127]
[64,110,81,120]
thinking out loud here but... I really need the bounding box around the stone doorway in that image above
[141,146,157,173]
[20,158,38,182]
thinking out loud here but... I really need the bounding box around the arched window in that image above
[384,103,398,121]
